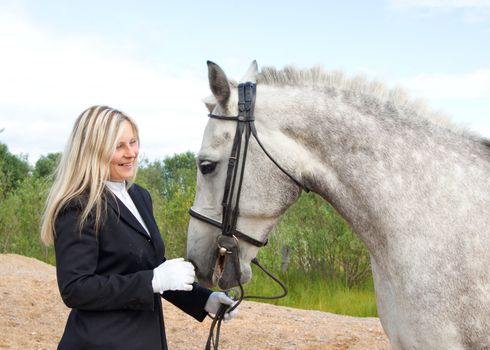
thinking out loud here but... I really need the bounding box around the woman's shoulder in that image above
[59,194,89,214]
[128,183,150,196]
[54,196,89,231]
[127,183,153,205]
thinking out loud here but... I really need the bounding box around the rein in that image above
[205,258,288,350]
[189,82,307,350]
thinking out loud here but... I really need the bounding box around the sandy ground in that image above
[0,254,390,349]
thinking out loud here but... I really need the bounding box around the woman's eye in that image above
[199,160,217,175]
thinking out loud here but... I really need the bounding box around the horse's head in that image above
[187,61,302,289]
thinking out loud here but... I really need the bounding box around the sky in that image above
[0,0,489,165]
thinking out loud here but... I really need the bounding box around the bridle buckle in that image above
[218,246,230,256]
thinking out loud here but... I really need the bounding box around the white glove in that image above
[205,292,239,321]
[152,258,195,293]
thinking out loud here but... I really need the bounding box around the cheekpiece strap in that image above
[238,82,256,122]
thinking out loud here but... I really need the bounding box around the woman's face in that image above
[109,120,139,182]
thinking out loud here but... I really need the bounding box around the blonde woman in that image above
[41,106,236,350]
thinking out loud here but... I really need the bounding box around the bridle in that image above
[188,82,308,349]
[189,81,308,249]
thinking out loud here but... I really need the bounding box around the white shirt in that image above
[105,181,150,236]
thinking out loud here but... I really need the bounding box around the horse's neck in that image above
[259,85,484,255]
[292,95,405,249]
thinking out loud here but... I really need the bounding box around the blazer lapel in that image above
[127,186,161,242]
[104,190,150,240]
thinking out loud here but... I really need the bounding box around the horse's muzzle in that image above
[215,235,242,290]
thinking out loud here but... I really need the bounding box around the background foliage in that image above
[0,142,376,315]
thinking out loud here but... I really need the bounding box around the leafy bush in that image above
[33,153,61,178]
[0,142,31,198]
[259,192,371,288]
[0,176,54,263]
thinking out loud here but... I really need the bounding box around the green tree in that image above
[0,142,31,198]
[160,151,196,199]
[137,151,196,199]
[136,157,165,195]
[0,175,53,262]
[33,152,61,178]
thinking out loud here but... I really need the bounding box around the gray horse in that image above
[187,61,490,349]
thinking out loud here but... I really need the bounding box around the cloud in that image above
[1,6,488,163]
[388,0,490,22]
[390,0,490,10]
[400,69,490,99]
[399,70,490,138]
[0,8,210,164]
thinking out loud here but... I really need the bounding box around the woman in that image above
[40,105,236,349]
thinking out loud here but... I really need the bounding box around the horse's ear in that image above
[207,61,230,106]
[203,95,217,113]
[239,60,259,83]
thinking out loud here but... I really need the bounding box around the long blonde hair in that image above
[40,105,140,246]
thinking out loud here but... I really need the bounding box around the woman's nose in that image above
[124,145,136,158]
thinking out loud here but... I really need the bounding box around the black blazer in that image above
[54,183,211,350]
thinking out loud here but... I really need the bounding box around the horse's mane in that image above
[482,138,490,150]
[257,65,438,115]
[257,65,488,145]
[258,65,410,103]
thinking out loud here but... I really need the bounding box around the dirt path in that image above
[0,254,390,349]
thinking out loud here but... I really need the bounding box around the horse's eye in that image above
[199,160,217,175]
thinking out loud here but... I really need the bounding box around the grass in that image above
[242,266,378,317]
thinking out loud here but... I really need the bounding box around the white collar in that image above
[105,180,127,195]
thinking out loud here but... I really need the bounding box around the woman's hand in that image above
[152,258,195,293]
[205,292,239,321]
